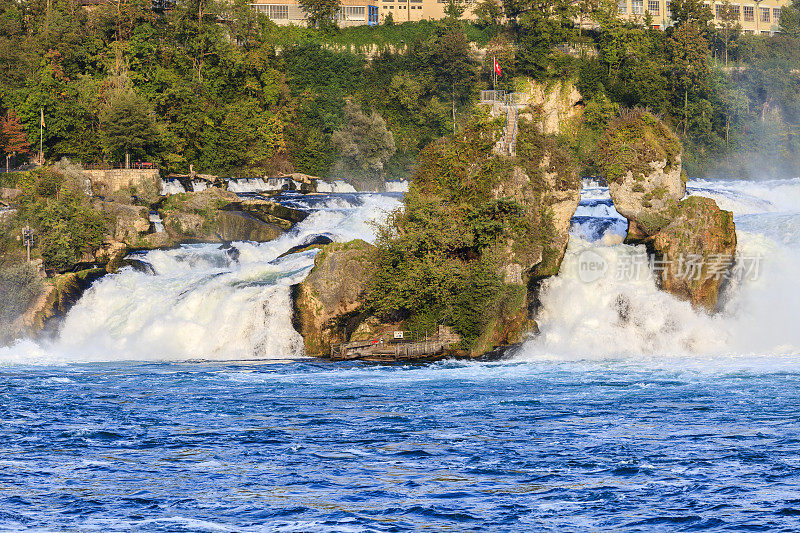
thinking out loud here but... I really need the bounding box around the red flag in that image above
[493,57,502,77]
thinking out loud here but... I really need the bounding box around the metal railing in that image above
[480,90,526,107]
[84,162,158,171]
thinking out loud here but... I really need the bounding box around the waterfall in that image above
[160,179,186,195]
[520,178,800,360]
[1,194,400,363]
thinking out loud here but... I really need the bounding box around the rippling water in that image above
[3,359,800,531]
[5,180,800,530]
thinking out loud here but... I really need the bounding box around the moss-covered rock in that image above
[600,110,685,234]
[158,188,305,243]
[293,240,376,357]
[598,112,736,312]
[650,196,737,312]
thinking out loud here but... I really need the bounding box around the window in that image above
[270,4,288,18]
[774,8,781,20]
[732,4,740,18]
[715,3,721,18]
[632,0,643,14]
[743,5,753,21]
[648,0,659,14]
[252,4,289,19]
[760,6,769,22]
[618,0,627,13]
[345,5,365,19]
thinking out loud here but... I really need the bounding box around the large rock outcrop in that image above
[503,121,582,280]
[600,111,736,312]
[159,188,306,243]
[293,240,375,357]
[292,116,581,360]
[598,109,685,237]
[651,196,737,311]
[517,79,584,135]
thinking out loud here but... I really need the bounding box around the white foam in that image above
[384,180,409,193]
[160,179,185,195]
[1,193,401,364]
[227,178,268,193]
[522,177,800,360]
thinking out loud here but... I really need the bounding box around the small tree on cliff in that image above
[1,109,31,158]
[100,86,158,167]
[332,101,396,178]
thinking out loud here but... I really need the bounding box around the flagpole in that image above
[39,108,43,164]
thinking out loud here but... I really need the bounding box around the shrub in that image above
[595,108,682,184]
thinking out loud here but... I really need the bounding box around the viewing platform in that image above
[331,326,461,362]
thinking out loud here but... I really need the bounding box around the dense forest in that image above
[0,0,799,182]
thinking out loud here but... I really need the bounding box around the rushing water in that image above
[2,180,800,531]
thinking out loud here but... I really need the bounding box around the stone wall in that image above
[86,169,160,197]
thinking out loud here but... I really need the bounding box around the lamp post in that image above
[22,226,34,263]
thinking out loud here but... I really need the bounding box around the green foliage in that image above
[596,109,682,184]
[15,169,108,272]
[332,100,396,181]
[367,117,542,346]
[781,1,800,38]
[298,0,340,30]
[100,84,160,164]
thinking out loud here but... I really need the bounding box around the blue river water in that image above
[5,179,800,531]
[2,358,800,532]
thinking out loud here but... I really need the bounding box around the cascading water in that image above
[6,178,800,364]
[314,180,358,193]
[2,194,400,363]
[159,178,186,195]
[521,177,800,361]
[226,178,269,193]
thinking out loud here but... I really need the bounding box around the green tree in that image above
[474,0,503,28]
[100,84,159,167]
[667,22,711,134]
[780,0,800,37]
[332,100,396,176]
[298,0,340,29]
[669,0,714,27]
[515,0,577,77]
[716,0,741,67]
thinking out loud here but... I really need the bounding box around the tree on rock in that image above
[100,86,159,168]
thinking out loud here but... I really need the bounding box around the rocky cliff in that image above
[600,110,737,311]
[293,240,375,356]
[293,115,581,358]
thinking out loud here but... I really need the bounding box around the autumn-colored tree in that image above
[1,109,31,155]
